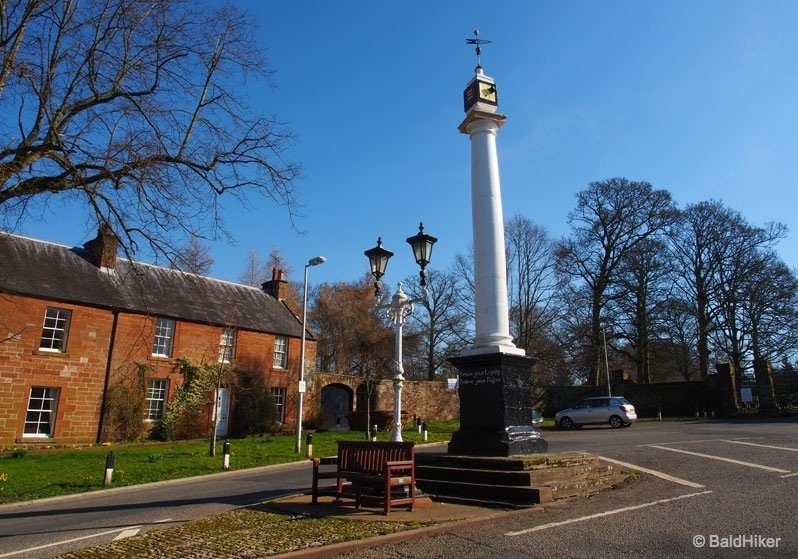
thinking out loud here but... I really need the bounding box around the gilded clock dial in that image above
[479,82,497,103]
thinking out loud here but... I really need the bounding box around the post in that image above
[306,432,313,458]
[295,265,310,454]
[295,257,325,454]
[222,439,231,470]
[603,330,612,397]
[422,421,428,442]
[103,451,115,487]
[371,424,378,442]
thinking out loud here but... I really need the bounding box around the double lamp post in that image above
[364,223,437,442]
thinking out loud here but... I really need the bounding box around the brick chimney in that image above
[83,224,118,269]
[262,267,288,300]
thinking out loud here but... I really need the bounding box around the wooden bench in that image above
[311,441,415,514]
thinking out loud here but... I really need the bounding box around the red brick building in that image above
[0,228,315,445]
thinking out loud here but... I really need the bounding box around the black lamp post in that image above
[364,224,437,442]
[364,237,394,297]
[406,223,438,288]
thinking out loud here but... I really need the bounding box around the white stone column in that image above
[460,113,524,356]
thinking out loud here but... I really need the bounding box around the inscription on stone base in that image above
[448,352,547,457]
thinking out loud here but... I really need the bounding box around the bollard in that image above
[417,418,422,434]
[371,424,378,442]
[422,421,428,442]
[222,439,231,471]
[657,409,662,422]
[306,432,313,458]
[695,408,699,419]
[104,451,115,487]
[703,409,708,418]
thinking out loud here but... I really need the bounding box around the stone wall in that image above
[308,373,459,428]
[534,376,716,418]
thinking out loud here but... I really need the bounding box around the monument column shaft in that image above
[467,118,514,349]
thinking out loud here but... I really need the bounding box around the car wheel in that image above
[609,415,624,429]
[559,417,575,430]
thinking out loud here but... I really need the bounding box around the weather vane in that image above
[465,29,492,69]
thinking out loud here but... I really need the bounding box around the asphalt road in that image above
[1,419,795,558]
[337,419,798,559]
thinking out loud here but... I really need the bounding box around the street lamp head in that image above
[364,237,394,297]
[406,222,437,287]
[307,256,326,267]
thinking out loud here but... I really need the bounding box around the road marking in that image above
[636,437,753,447]
[597,456,705,488]
[0,526,142,558]
[722,440,798,452]
[113,528,141,540]
[505,491,712,536]
[648,445,791,473]
[780,472,798,479]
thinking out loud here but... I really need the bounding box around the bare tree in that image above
[609,238,674,383]
[238,248,270,287]
[505,215,560,353]
[404,269,470,380]
[0,0,300,260]
[669,201,786,379]
[557,178,677,386]
[172,234,214,275]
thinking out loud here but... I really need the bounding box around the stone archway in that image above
[319,383,354,430]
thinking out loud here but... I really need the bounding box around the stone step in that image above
[530,463,620,485]
[415,453,528,471]
[415,464,534,486]
[414,453,629,505]
[415,478,553,505]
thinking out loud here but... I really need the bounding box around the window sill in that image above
[149,355,173,362]
[33,350,70,358]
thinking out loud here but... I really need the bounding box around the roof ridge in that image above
[3,230,265,294]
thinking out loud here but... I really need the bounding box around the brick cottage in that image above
[0,228,315,445]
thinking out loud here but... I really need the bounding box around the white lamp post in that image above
[364,223,437,442]
[295,255,326,454]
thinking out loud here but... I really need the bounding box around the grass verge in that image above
[0,420,458,504]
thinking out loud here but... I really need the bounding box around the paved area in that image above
[270,493,535,524]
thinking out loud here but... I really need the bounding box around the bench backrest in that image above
[337,441,415,474]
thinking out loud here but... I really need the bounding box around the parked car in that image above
[531,410,543,426]
[555,396,637,429]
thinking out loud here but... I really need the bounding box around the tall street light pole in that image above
[296,255,326,454]
[365,223,437,442]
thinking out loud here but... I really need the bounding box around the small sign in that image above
[447,378,458,390]
[298,380,306,393]
[740,387,753,403]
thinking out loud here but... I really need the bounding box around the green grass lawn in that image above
[0,420,458,504]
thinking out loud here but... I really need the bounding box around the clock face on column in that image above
[463,79,499,112]
[478,82,497,104]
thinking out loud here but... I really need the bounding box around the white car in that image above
[555,396,637,429]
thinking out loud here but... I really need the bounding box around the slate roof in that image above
[0,232,306,338]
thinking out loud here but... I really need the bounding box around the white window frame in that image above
[145,379,169,421]
[39,307,71,353]
[273,335,287,369]
[270,386,286,423]
[24,387,60,437]
[218,327,236,364]
[152,318,175,357]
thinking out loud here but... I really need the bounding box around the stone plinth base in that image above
[448,351,547,457]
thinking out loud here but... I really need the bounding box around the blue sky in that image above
[17,1,798,289]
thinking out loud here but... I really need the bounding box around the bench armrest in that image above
[312,456,338,467]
